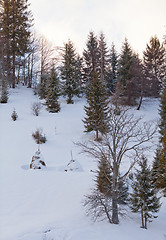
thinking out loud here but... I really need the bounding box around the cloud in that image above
[29,0,166,55]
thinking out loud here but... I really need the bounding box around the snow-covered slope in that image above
[0,86,165,240]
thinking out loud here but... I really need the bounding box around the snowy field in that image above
[0,86,166,240]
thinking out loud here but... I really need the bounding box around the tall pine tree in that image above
[0,0,33,88]
[130,155,161,229]
[83,71,110,141]
[143,36,165,97]
[61,39,79,104]
[45,64,60,113]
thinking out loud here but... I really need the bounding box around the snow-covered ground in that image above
[0,86,165,240]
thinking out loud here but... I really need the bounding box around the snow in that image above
[0,86,166,240]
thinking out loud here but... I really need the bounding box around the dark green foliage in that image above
[130,155,161,229]
[83,71,110,140]
[118,38,133,89]
[95,157,129,204]
[11,109,18,121]
[0,0,33,88]
[96,157,112,197]
[151,146,161,185]
[159,76,166,142]
[45,65,60,113]
[156,133,166,194]
[108,43,118,93]
[0,79,8,103]
[61,39,80,104]
[83,31,100,86]
[143,36,165,97]
[98,32,110,86]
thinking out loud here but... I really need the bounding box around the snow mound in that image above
[65,159,83,172]
[30,149,46,169]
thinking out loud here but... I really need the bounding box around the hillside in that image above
[0,86,165,240]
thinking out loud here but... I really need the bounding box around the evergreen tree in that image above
[61,39,79,104]
[0,0,33,88]
[143,36,165,97]
[108,43,118,93]
[83,71,110,141]
[156,133,166,195]
[130,155,161,229]
[96,157,112,197]
[98,32,109,85]
[151,146,161,185]
[159,76,166,141]
[95,157,129,204]
[0,78,8,103]
[83,31,100,87]
[45,65,60,113]
[117,38,136,105]
[118,38,133,89]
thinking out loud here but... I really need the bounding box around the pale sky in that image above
[29,0,166,56]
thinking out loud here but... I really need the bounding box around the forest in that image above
[0,0,166,239]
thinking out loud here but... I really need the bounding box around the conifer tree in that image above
[117,38,136,105]
[151,146,161,185]
[143,36,165,97]
[45,65,60,113]
[98,32,109,85]
[156,133,166,195]
[96,157,112,197]
[108,43,118,93]
[61,39,79,104]
[83,31,100,86]
[159,76,166,141]
[0,0,33,88]
[130,155,161,229]
[83,71,110,141]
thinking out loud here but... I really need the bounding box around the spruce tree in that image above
[0,78,8,103]
[159,76,166,142]
[143,36,165,97]
[130,155,161,229]
[96,157,112,197]
[83,71,110,141]
[61,39,79,104]
[151,146,161,185]
[45,65,60,113]
[156,133,166,195]
[98,32,109,84]
[117,38,136,105]
[108,43,118,93]
[83,31,100,87]
[0,0,33,88]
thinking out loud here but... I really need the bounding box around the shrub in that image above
[31,102,42,116]
[32,128,47,144]
[11,109,18,121]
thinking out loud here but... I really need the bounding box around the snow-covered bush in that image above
[65,159,83,172]
[30,149,46,169]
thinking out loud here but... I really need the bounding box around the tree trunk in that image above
[141,210,145,228]
[112,163,119,224]
[137,93,143,110]
[12,53,15,88]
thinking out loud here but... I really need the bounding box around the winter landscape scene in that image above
[0,0,166,240]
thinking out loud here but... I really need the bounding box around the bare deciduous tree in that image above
[77,104,157,224]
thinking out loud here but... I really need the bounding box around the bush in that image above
[11,109,18,121]
[31,102,42,116]
[32,128,47,144]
